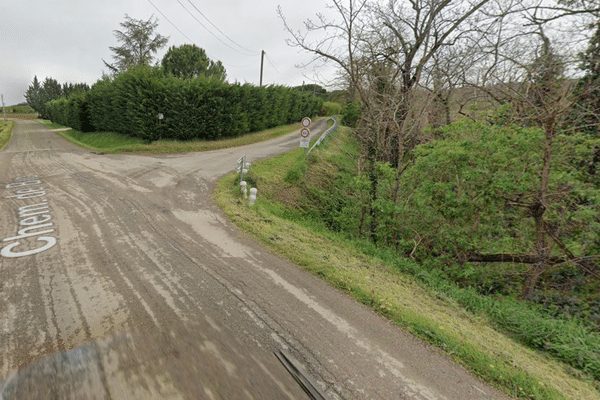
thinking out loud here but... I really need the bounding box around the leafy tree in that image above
[24,76,63,119]
[161,44,226,81]
[62,82,90,98]
[292,84,327,98]
[103,14,168,74]
[24,76,42,113]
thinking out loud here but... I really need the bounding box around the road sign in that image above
[301,117,311,128]
[300,138,310,148]
[300,128,310,138]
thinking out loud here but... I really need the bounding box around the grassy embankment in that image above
[38,119,303,154]
[0,120,15,150]
[36,118,599,399]
[214,127,600,400]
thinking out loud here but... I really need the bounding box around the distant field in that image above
[5,105,35,113]
[3,105,38,119]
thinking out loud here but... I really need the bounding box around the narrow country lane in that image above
[0,120,512,399]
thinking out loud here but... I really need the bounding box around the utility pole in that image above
[1,94,6,122]
[259,50,265,87]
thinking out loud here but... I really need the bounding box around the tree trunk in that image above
[522,117,555,299]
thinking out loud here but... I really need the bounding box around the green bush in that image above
[60,66,323,141]
[342,102,361,127]
[321,101,343,116]
[295,118,600,380]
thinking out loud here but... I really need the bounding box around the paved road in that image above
[0,120,512,399]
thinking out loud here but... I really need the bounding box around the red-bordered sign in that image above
[300,128,310,138]
[301,117,311,128]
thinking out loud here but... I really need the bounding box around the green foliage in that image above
[46,90,93,132]
[216,128,599,398]
[0,120,14,151]
[320,101,343,116]
[571,21,600,135]
[385,120,600,260]
[53,66,323,142]
[342,101,361,127]
[103,14,168,74]
[161,44,226,81]
[290,118,600,380]
[292,83,327,98]
[5,105,36,113]
[25,76,63,119]
[284,158,308,184]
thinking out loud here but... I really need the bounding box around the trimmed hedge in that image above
[48,66,323,141]
[46,91,93,132]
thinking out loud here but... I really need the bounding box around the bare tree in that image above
[281,0,498,158]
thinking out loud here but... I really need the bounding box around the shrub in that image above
[321,101,343,116]
[58,66,324,141]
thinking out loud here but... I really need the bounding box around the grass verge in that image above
[0,120,15,151]
[38,119,303,154]
[214,129,600,400]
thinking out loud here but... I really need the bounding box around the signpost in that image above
[300,118,311,154]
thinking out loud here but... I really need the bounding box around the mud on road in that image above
[0,120,512,399]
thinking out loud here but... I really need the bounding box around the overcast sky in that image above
[0,0,338,106]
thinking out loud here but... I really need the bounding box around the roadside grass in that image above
[214,128,600,400]
[38,119,302,154]
[0,120,15,151]
[38,120,68,130]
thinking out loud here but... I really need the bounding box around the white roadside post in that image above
[240,181,248,199]
[249,188,258,206]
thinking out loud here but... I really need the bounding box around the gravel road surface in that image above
[0,120,512,399]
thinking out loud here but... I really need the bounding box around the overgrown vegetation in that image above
[215,126,600,399]
[277,119,600,380]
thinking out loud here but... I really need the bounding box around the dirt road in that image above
[0,120,512,399]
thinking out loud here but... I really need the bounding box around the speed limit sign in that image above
[300,128,310,138]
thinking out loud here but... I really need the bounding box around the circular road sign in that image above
[300,128,310,138]
[301,117,312,128]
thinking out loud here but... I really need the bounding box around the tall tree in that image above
[161,44,226,81]
[103,14,168,74]
[24,76,42,114]
[24,77,63,119]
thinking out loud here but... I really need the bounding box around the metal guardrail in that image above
[306,117,339,156]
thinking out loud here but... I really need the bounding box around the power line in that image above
[145,0,240,69]
[186,0,259,55]
[147,0,195,44]
[175,0,257,57]
[264,52,299,84]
